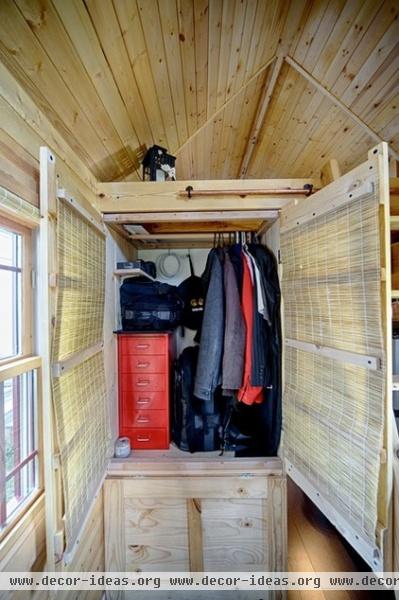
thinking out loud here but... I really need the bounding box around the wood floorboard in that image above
[287,478,394,600]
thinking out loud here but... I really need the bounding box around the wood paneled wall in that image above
[0,0,397,182]
[0,58,105,593]
[0,57,99,215]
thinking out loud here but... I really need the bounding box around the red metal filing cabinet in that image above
[117,332,171,450]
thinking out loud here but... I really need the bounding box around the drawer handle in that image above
[136,435,150,442]
[137,361,150,368]
[137,416,150,423]
[137,380,150,387]
[136,344,150,350]
[137,398,150,405]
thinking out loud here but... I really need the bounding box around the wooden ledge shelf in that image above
[113,268,155,281]
[107,447,283,478]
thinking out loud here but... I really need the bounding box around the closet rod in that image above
[182,184,315,198]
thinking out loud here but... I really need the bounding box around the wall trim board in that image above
[0,184,40,227]
[0,493,45,571]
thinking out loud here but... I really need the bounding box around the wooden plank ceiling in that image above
[0,0,397,182]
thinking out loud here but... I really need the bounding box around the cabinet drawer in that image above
[122,410,168,429]
[119,336,168,356]
[121,428,169,450]
[120,354,167,374]
[121,391,167,412]
[120,373,166,392]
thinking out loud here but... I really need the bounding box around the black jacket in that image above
[240,244,282,456]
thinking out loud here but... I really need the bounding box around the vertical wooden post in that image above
[39,146,60,571]
[371,142,393,570]
[187,498,204,571]
[104,479,125,600]
[320,159,341,186]
[266,476,287,600]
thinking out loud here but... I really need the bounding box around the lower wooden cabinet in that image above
[104,455,286,599]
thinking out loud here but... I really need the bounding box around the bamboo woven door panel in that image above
[50,194,110,554]
[53,198,105,361]
[280,144,391,570]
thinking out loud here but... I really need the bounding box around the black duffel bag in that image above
[120,278,183,331]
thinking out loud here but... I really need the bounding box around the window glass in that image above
[0,227,22,360]
[0,370,38,527]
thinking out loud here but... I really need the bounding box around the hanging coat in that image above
[193,250,225,401]
[237,255,263,406]
[247,243,282,456]
[222,250,245,394]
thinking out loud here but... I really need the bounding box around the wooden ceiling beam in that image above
[104,210,279,224]
[238,56,285,178]
[138,241,214,250]
[127,233,217,240]
[144,220,263,233]
[173,56,276,155]
[285,56,399,162]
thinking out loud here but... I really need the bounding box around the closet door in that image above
[280,143,392,571]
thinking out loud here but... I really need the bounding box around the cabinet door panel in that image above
[281,143,391,571]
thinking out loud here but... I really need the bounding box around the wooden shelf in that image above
[113,268,155,281]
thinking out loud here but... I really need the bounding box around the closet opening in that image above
[100,179,314,460]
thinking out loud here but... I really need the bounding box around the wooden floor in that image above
[287,478,393,600]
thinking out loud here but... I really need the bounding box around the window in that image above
[0,215,40,535]
[0,369,39,527]
[0,226,22,360]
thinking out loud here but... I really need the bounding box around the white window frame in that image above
[0,213,42,541]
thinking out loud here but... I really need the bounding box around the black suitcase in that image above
[120,279,183,331]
